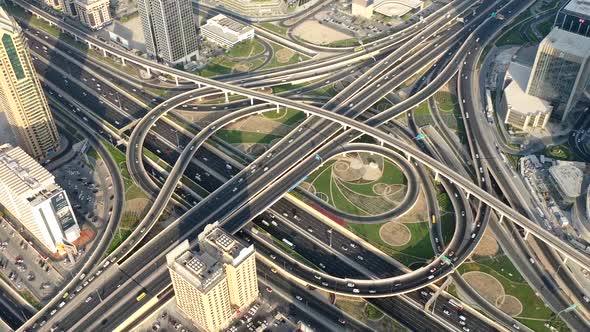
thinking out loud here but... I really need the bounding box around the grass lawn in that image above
[327,38,360,47]
[348,222,433,267]
[214,129,281,144]
[261,41,309,69]
[262,108,306,126]
[227,38,266,58]
[105,229,133,256]
[198,59,235,77]
[434,91,457,112]
[259,22,289,36]
[545,145,571,160]
[365,303,385,320]
[457,253,558,327]
[272,83,308,94]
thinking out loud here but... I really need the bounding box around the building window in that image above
[2,34,25,80]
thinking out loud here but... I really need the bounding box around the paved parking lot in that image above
[0,217,64,302]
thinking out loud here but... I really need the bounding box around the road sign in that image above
[561,303,578,314]
[315,154,322,160]
[415,133,426,140]
[441,255,452,265]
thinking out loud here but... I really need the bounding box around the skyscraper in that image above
[137,0,198,64]
[0,144,81,253]
[526,27,590,120]
[554,0,590,38]
[0,8,59,161]
[166,223,258,332]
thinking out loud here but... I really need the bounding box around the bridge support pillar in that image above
[276,104,280,113]
[306,112,310,117]
[174,76,179,86]
[407,155,412,162]
[379,140,384,147]
[523,230,530,240]
[563,257,568,264]
[250,97,254,106]
[466,192,470,200]
[498,214,504,223]
[103,49,107,57]
[121,57,126,66]
[224,91,229,103]
[145,66,151,76]
[425,276,453,312]
[434,172,440,182]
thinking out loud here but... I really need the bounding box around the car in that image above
[50,309,57,316]
[85,296,93,303]
[459,320,466,326]
[295,295,303,301]
[513,323,520,330]
[583,295,590,303]
[470,233,476,239]
[307,227,314,233]
[314,275,322,280]
[461,211,465,217]
[319,263,326,269]
[427,275,434,280]
[430,267,437,273]
[443,309,450,316]
[347,282,355,288]
[321,282,329,286]
[340,245,348,251]
[271,268,277,274]
[369,289,376,294]
[270,254,277,260]
[462,327,470,332]
[352,288,360,293]
[356,255,364,261]
[266,287,273,293]
[459,315,466,321]
[338,318,346,324]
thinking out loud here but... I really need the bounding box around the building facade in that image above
[502,62,552,131]
[351,0,374,18]
[549,164,583,207]
[166,223,258,332]
[200,14,255,48]
[0,8,60,161]
[215,0,287,17]
[0,144,81,253]
[74,0,112,30]
[527,27,590,120]
[138,0,198,64]
[555,0,590,37]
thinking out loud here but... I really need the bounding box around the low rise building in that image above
[215,0,287,17]
[201,14,255,48]
[167,223,258,332]
[74,0,112,30]
[502,62,552,131]
[374,0,422,18]
[549,164,584,206]
[0,144,80,253]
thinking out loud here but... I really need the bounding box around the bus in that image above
[431,215,437,224]
[282,238,295,248]
[136,291,147,302]
[261,220,270,227]
[448,299,464,310]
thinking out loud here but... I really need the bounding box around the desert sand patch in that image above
[473,227,499,256]
[276,48,295,63]
[379,221,411,246]
[292,20,354,45]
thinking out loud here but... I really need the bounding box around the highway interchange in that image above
[3,0,590,331]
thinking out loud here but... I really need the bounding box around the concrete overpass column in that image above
[523,230,530,240]
[563,257,569,264]
[250,97,254,105]
[145,66,151,76]
[276,104,280,113]
[224,91,229,103]
[174,76,179,86]
[498,214,504,223]
[103,49,107,57]
[434,172,440,182]
[379,139,384,147]
[306,112,310,117]
[120,57,126,66]
[425,276,453,312]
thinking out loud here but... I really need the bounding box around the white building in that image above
[201,14,255,49]
[351,0,374,18]
[502,62,553,131]
[0,144,80,252]
[373,0,422,18]
[549,164,584,206]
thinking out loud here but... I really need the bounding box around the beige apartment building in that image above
[0,8,59,161]
[166,223,258,332]
[74,0,112,30]
[0,144,81,253]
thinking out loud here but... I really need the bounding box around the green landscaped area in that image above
[214,129,281,144]
[437,192,456,244]
[335,298,410,331]
[457,252,566,332]
[272,83,308,94]
[305,157,407,217]
[413,102,433,126]
[545,145,571,160]
[365,303,385,320]
[261,41,309,70]
[258,22,289,36]
[262,108,306,126]
[494,0,562,47]
[227,38,266,58]
[348,222,433,267]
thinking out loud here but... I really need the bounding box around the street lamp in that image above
[327,228,333,248]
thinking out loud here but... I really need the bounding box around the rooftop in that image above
[208,14,253,35]
[549,164,584,198]
[173,248,225,293]
[543,27,590,59]
[504,62,553,115]
[0,144,57,199]
[563,0,590,19]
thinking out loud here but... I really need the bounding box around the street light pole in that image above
[327,228,332,248]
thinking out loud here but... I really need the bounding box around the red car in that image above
[266,287,273,293]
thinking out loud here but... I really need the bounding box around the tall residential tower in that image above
[0,7,59,160]
[166,223,258,332]
[137,0,198,64]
